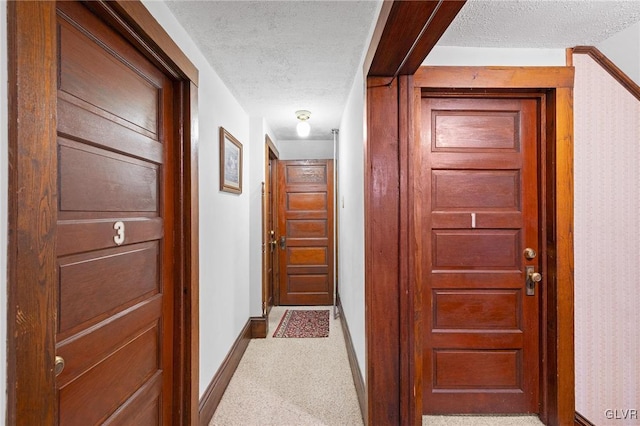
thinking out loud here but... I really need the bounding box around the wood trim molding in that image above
[413,66,575,426]
[575,411,596,426]
[108,0,198,84]
[337,295,367,425]
[573,45,640,101]
[365,76,401,424]
[250,316,268,338]
[7,2,58,423]
[414,66,574,88]
[198,320,252,426]
[368,0,466,77]
[183,81,201,423]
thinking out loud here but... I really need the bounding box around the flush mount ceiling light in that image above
[295,110,311,138]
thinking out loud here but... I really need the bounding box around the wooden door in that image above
[420,97,540,413]
[55,3,175,423]
[277,160,334,305]
[265,149,278,310]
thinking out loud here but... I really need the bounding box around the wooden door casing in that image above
[264,137,279,311]
[277,160,334,306]
[8,1,200,424]
[420,96,541,414]
[56,3,174,423]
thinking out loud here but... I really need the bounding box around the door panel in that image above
[277,160,334,305]
[421,97,540,414]
[265,155,277,310]
[56,2,173,424]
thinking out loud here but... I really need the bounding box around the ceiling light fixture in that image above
[295,110,311,138]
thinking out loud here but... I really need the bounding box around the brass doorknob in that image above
[528,271,542,283]
[55,356,65,376]
[524,247,537,260]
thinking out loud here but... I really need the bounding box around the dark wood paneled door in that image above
[420,97,541,413]
[277,160,334,305]
[266,153,278,309]
[55,3,174,424]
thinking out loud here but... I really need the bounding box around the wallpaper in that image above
[574,54,640,425]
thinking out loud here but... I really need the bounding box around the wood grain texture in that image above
[97,0,199,84]
[55,4,176,423]
[8,2,201,424]
[278,160,334,305]
[415,66,575,89]
[421,96,539,414]
[198,319,252,426]
[365,77,400,425]
[183,80,201,424]
[250,316,268,339]
[553,86,576,426]
[368,1,466,77]
[59,326,160,425]
[263,136,279,313]
[409,83,424,426]
[573,45,640,101]
[6,2,58,424]
[413,66,575,424]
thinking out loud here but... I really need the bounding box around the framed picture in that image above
[219,127,243,194]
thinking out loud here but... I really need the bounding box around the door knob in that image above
[55,355,65,376]
[525,266,542,296]
[523,247,537,260]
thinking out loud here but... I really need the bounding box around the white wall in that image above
[598,21,640,85]
[142,1,253,398]
[423,46,565,66]
[337,70,366,381]
[276,139,334,160]
[1,2,8,422]
[248,117,277,317]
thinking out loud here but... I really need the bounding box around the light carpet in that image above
[210,306,363,426]
[210,306,545,426]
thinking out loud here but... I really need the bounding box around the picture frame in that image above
[219,127,243,194]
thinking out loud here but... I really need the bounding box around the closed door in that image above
[55,2,174,424]
[277,160,334,305]
[420,97,540,413]
[265,154,278,309]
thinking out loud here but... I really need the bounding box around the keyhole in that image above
[113,221,125,245]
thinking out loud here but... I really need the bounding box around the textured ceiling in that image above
[440,0,640,48]
[164,0,640,141]
[165,0,380,140]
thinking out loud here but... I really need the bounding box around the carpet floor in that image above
[210,306,545,426]
[210,306,363,425]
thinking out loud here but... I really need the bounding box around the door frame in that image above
[365,66,574,425]
[413,67,574,426]
[262,136,279,311]
[6,1,200,424]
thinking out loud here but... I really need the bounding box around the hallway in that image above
[210,306,363,425]
[210,307,546,426]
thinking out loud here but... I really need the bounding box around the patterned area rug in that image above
[273,310,330,338]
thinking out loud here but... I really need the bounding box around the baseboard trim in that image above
[198,319,252,426]
[575,411,595,426]
[337,295,367,425]
[250,315,268,338]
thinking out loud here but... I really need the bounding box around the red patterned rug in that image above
[273,310,330,338]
